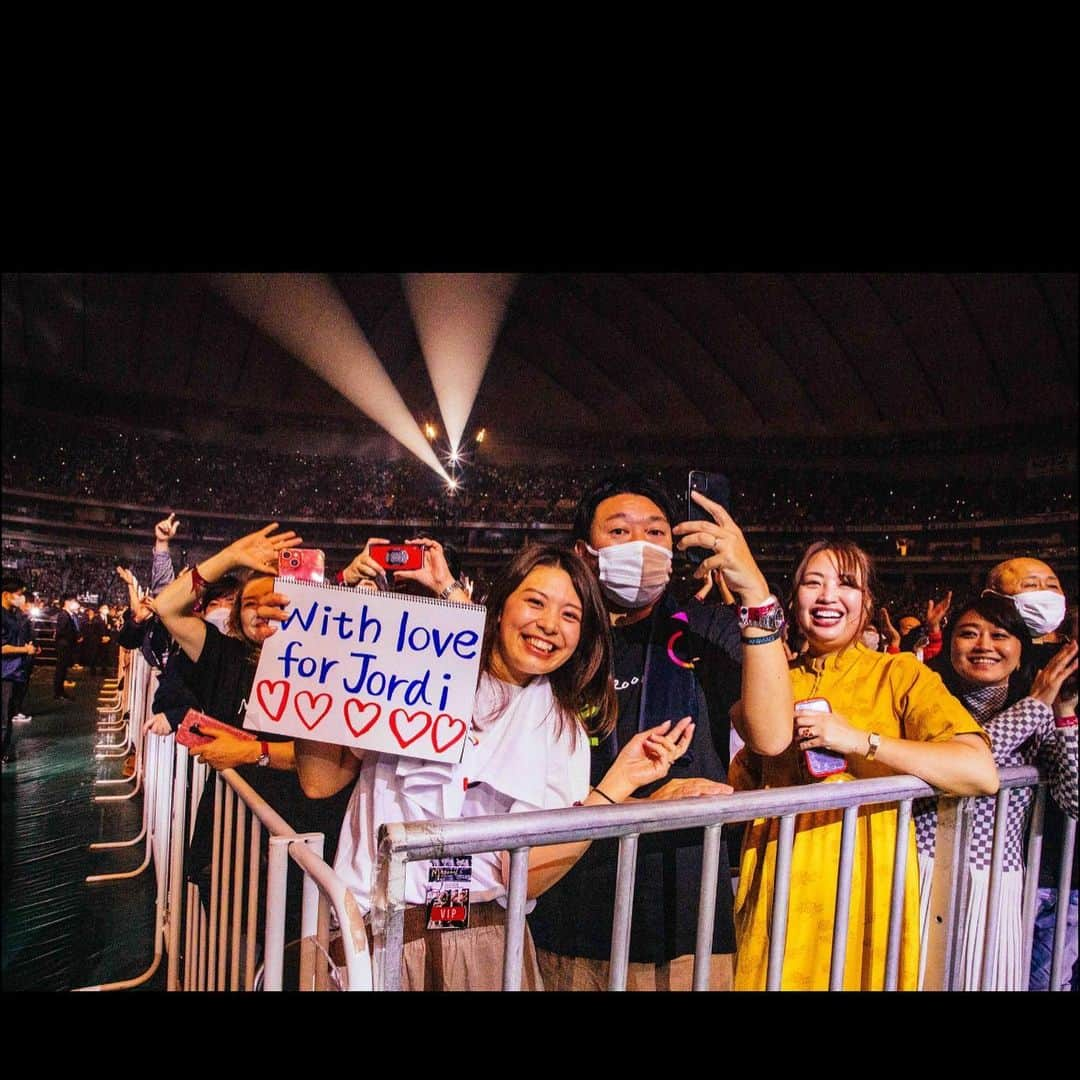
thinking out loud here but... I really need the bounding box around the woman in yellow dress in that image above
[730,540,999,990]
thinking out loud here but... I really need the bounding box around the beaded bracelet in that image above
[742,629,783,646]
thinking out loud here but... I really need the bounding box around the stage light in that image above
[30,606,42,617]
[424,422,438,441]
[403,274,518,452]
[475,428,486,444]
[211,274,450,482]
[448,450,460,465]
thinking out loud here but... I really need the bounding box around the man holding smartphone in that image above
[529,472,755,990]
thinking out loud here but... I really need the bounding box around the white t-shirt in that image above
[333,673,590,913]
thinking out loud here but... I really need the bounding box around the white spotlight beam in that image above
[211,274,449,481]
[403,273,518,452]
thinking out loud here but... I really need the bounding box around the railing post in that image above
[922,796,967,991]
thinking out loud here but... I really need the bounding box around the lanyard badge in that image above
[425,856,471,930]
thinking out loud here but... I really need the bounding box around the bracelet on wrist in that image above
[190,564,208,594]
[1054,714,1077,729]
[438,580,464,601]
[742,628,783,646]
[591,785,617,804]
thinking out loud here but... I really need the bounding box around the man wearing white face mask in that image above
[985,557,1068,644]
[985,555,1078,991]
[531,473,783,990]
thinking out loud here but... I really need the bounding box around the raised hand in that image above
[225,524,302,575]
[925,590,953,633]
[155,513,181,543]
[673,492,770,605]
[1029,639,1079,710]
[340,538,392,589]
[879,606,901,649]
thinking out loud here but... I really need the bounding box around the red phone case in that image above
[369,543,424,572]
[796,697,847,778]
[278,548,326,583]
[176,709,257,749]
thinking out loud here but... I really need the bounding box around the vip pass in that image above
[426,856,472,930]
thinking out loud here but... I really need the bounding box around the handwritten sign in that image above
[243,580,486,764]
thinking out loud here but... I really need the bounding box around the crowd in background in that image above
[3,415,1076,528]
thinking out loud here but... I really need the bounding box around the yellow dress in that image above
[731,644,987,991]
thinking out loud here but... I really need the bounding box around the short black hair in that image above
[202,574,241,609]
[2,576,27,595]
[572,471,677,544]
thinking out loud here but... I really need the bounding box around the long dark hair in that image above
[479,544,617,745]
[929,592,1036,708]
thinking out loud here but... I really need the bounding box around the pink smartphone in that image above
[796,697,847,778]
[278,548,325,584]
[176,709,257,749]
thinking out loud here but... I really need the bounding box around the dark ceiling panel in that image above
[2,272,1075,463]
[862,274,1007,428]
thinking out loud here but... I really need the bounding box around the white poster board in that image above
[243,580,486,764]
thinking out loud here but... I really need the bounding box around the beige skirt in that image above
[383,901,545,991]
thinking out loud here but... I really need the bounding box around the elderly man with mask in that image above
[530,472,785,990]
[985,555,1077,991]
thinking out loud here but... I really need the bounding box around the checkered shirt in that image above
[914,684,1078,872]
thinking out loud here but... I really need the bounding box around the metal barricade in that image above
[370,765,1076,991]
[76,649,371,992]
[165,751,371,991]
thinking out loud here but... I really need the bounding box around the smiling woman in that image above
[728,539,999,990]
[294,542,693,991]
[918,593,1078,989]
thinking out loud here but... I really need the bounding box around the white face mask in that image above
[204,608,232,633]
[1008,589,1067,638]
[586,540,672,610]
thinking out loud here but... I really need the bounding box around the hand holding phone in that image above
[176,709,257,749]
[277,548,326,584]
[687,470,731,565]
[795,697,847,779]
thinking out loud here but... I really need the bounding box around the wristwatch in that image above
[738,595,786,633]
[865,732,881,761]
[438,579,464,601]
[257,740,271,768]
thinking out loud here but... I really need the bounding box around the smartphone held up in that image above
[277,548,326,584]
[369,543,425,573]
[687,470,731,565]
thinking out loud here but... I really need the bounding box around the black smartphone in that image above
[687,470,731,565]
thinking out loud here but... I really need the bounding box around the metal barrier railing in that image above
[165,753,372,991]
[72,651,1074,991]
[371,766,1075,991]
[75,647,371,992]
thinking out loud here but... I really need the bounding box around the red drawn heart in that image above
[256,680,290,722]
[344,699,381,739]
[432,713,467,754]
[294,691,333,731]
[389,708,433,749]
